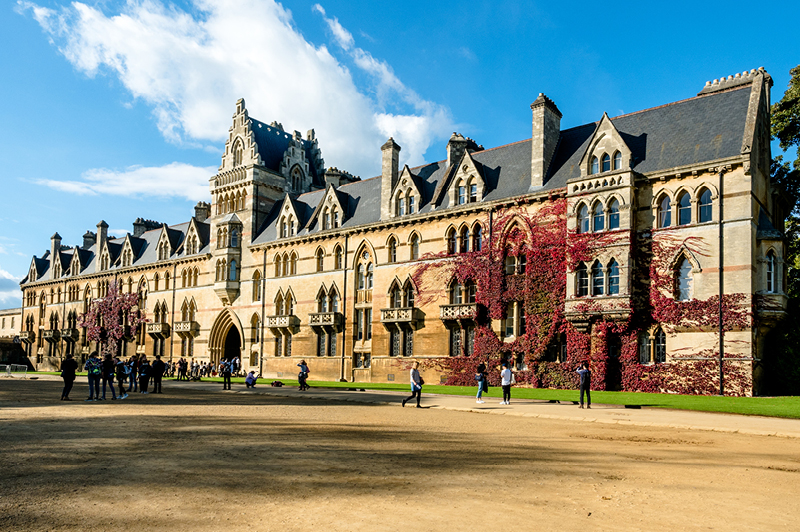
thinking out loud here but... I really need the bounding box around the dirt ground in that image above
[1,379,799,532]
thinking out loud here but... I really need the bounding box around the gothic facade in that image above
[18,68,785,394]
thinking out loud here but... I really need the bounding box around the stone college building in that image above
[17,68,784,395]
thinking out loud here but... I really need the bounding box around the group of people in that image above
[403,360,593,409]
[60,351,167,401]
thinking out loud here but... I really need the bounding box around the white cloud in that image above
[19,0,456,175]
[0,269,22,307]
[34,163,216,202]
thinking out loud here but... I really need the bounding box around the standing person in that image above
[60,353,78,401]
[221,358,232,390]
[84,351,102,401]
[499,362,513,405]
[115,356,128,399]
[475,362,488,404]
[101,353,117,400]
[576,361,592,409]
[297,360,310,391]
[127,356,139,393]
[138,356,151,394]
[151,354,166,394]
[402,361,423,408]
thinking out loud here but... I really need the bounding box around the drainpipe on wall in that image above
[61,279,67,366]
[340,234,349,382]
[718,167,726,396]
[259,249,266,377]
[170,263,177,364]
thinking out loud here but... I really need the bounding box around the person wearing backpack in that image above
[127,356,139,393]
[101,353,117,400]
[220,358,232,390]
[138,356,152,394]
[576,361,592,409]
[115,357,128,399]
[84,351,102,401]
[475,362,488,404]
[297,360,310,391]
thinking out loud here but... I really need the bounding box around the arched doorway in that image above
[223,326,241,362]
[209,309,244,364]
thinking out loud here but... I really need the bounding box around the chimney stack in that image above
[96,220,108,247]
[380,138,401,220]
[132,218,146,237]
[194,202,211,223]
[325,167,342,188]
[530,93,562,189]
[446,133,468,168]
[50,233,61,280]
[82,231,96,250]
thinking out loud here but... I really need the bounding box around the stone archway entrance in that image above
[209,310,243,364]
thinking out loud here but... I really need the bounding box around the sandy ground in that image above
[1,379,799,532]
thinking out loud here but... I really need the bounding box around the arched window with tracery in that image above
[577,204,589,234]
[676,257,692,301]
[388,237,397,263]
[316,249,325,272]
[608,259,619,295]
[608,199,620,230]
[658,196,671,228]
[449,281,463,304]
[591,261,604,296]
[601,153,611,172]
[590,156,599,175]
[613,151,622,170]
[456,179,466,205]
[593,202,604,232]
[677,192,691,225]
[699,188,713,223]
[576,263,588,297]
[472,224,482,251]
[459,226,470,253]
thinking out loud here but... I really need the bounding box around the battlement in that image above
[698,67,771,95]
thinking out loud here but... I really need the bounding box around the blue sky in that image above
[1,0,798,308]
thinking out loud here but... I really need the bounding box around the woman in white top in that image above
[402,361,423,408]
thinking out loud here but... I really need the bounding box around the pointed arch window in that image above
[253,271,262,302]
[290,253,297,275]
[410,234,420,260]
[601,153,611,172]
[699,188,713,223]
[576,263,588,297]
[397,195,406,216]
[590,156,599,175]
[407,192,415,214]
[613,151,622,170]
[233,140,243,167]
[608,259,620,295]
[457,180,466,205]
[676,257,692,301]
[654,328,666,363]
[251,314,261,343]
[465,281,476,304]
[229,259,237,281]
[658,196,672,228]
[577,204,590,234]
[459,226,470,253]
[316,249,325,272]
[358,264,365,290]
[766,251,776,293]
[230,228,239,248]
[473,225,482,251]
[366,263,373,290]
[446,228,457,254]
[608,199,620,230]
[404,282,415,307]
[330,291,339,312]
[450,281,463,304]
[591,262,604,296]
[390,284,403,308]
[469,180,478,203]
[323,208,330,230]
[677,192,691,226]
[388,238,397,263]
[593,202,604,232]
[334,246,343,269]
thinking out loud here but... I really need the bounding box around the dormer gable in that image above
[118,235,141,268]
[312,184,348,231]
[182,218,204,255]
[97,242,113,272]
[28,256,39,283]
[69,247,82,276]
[220,98,263,171]
[579,113,632,178]
[448,150,486,207]
[390,165,423,217]
[276,194,301,238]
[155,225,174,261]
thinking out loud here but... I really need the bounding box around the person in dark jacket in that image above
[138,357,152,394]
[576,361,591,409]
[151,355,166,394]
[84,352,102,401]
[475,362,488,404]
[102,354,117,400]
[60,354,78,400]
[115,357,128,399]
[220,359,232,390]
[297,360,310,391]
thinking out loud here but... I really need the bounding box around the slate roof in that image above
[251,119,322,186]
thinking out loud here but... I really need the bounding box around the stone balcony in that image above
[266,315,300,333]
[146,322,171,339]
[174,321,200,338]
[42,329,61,342]
[439,303,478,321]
[19,331,35,344]
[381,307,420,328]
[308,312,343,332]
[59,328,80,342]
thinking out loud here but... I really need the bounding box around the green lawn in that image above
[29,372,800,419]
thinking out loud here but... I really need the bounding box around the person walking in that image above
[138,356,152,394]
[60,353,78,400]
[221,358,232,390]
[151,354,166,394]
[84,351,102,401]
[500,362,513,405]
[402,361,423,408]
[576,361,592,409]
[115,356,128,399]
[101,353,117,400]
[297,360,310,391]
[475,362,488,404]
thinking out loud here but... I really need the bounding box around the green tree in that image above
[763,65,800,395]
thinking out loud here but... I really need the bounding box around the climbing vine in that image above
[412,196,754,396]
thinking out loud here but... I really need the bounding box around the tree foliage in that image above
[78,280,147,355]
